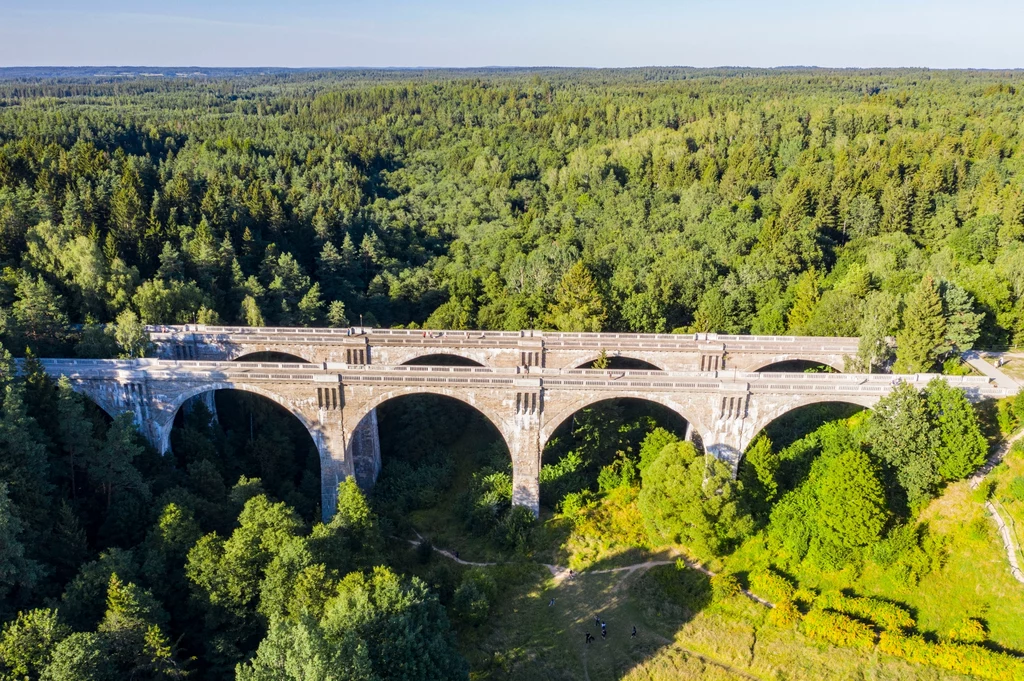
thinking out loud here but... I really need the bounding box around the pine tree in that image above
[544,262,607,333]
[894,275,946,373]
[57,376,98,499]
[941,282,983,356]
[787,267,820,334]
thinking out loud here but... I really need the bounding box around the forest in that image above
[2,67,1024,679]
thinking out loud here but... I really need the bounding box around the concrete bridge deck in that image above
[147,325,859,372]
[32,355,1012,520]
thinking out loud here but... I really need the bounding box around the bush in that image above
[816,591,915,632]
[493,506,534,552]
[879,631,1024,681]
[871,523,947,587]
[942,357,972,376]
[996,397,1019,435]
[1007,476,1024,502]
[451,570,497,626]
[750,568,796,604]
[967,517,990,541]
[766,599,801,627]
[539,450,588,506]
[650,563,712,614]
[947,618,987,644]
[596,455,638,493]
[416,538,433,564]
[972,479,996,503]
[710,573,741,601]
[557,490,595,520]
[800,609,876,650]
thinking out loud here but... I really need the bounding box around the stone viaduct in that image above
[34,327,1013,520]
[147,325,859,373]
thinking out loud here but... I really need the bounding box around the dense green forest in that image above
[2,68,1024,365]
[3,68,1024,680]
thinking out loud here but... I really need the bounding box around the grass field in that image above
[390,414,1024,679]
[454,561,979,681]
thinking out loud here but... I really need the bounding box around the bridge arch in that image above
[159,381,321,456]
[573,354,664,371]
[741,393,876,464]
[343,386,515,488]
[540,391,709,453]
[400,353,486,367]
[232,350,311,364]
[743,356,845,373]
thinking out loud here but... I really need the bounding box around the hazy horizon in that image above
[3,1,1024,70]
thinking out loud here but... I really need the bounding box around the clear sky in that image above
[2,0,1022,69]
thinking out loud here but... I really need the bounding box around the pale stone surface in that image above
[34,328,1014,521]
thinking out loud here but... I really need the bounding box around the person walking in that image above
[631,625,637,638]
[585,632,592,644]
[549,598,555,607]
[601,621,607,639]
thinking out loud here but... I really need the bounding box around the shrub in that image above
[416,538,433,564]
[816,591,915,632]
[871,523,947,586]
[967,517,990,541]
[793,587,819,609]
[539,450,587,506]
[651,563,712,614]
[879,631,1024,681]
[947,618,987,644]
[710,573,741,601]
[557,490,595,520]
[996,397,1019,435]
[767,599,801,627]
[800,609,876,650]
[750,568,796,604]
[596,455,638,493]
[1007,476,1024,502]
[451,570,497,626]
[942,357,972,376]
[972,479,996,503]
[493,506,534,552]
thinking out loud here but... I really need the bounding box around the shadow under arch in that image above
[231,351,311,364]
[347,388,512,489]
[539,395,696,510]
[751,358,842,373]
[575,355,663,370]
[742,397,873,493]
[166,382,325,519]
[400,353,486,367]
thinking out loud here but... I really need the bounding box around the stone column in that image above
[312,375,353,521]
[701,384,756,474]
[350,408,382,488]
[509,382,542,516]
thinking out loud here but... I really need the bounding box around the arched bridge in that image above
[147,325,858,372]
[33,357,1011,521]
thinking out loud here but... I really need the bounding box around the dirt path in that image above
[407,531,774,606]
[970,429,1024,585]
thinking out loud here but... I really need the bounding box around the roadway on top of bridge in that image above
[146,325,859,351]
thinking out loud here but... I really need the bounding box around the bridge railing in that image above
[144,325,859,348]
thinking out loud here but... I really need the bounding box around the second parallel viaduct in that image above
[147,325,859,373]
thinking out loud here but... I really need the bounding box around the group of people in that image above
[585,615,637,644]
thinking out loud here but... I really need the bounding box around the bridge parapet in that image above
[146,325,859,372]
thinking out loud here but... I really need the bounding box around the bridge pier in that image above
[508,388,543,516]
